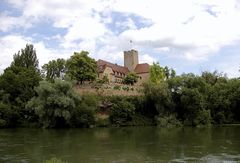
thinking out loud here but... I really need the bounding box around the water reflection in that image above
[0,126,239,162]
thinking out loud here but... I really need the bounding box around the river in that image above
[0,126,240,163]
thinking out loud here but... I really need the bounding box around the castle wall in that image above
[136,73,150,85]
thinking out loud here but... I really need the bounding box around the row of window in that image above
[113,71,125,77]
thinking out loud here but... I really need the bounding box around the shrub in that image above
[0,103,18,127]
[122,86,129,91]
[113,85,121,90]
[27,80,81,128]
[155,114,182,128]
[70,94,99,127]
[109,100,135,126]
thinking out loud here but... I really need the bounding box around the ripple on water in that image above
[171,154,240,163]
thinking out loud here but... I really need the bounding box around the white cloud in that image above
[139,54,156,65]
[111,0,240,60]
[1,0,240,77]
[0,35,69,73]
[115,18,137,30]
[0,14,32,32]
[0,35,31,72]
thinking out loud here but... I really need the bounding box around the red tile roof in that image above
[134,63,150,74]
[97,59,150,75]
[97,59,129,74]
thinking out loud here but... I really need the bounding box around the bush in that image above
[113,85,121,90]
[0,103,18,128]
[122,86,129,91]
[71,107,95,127]
[27,80,81,128]
[109,100,135,126]
[155,115,182,128]
[70,94,99,127]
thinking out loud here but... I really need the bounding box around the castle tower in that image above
[124,49,139,72]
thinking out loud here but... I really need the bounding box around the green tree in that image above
[11,44,39,71]
[143,81,174,117]
[42,58,66,82]
[27,80,98,128]
[0,44,41,126]
[123,72,139,85]
[201,70,227,86]
[149,62,165,84]
[163,66,176,79]
[70,94,98,127]
[66,51,97,84]
[27,80,81,128]
[180,88,211,126]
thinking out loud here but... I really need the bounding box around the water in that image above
[0,126,240,163]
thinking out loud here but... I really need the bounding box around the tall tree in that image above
[164,66,176,79]
[42,58,66,82]
[66,51,97,84]
[11,44,39,71]
[0,44,41,126]
[149,62,165,84]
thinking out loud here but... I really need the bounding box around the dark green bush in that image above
[109,100,135,126]
[0,103,18,127]
[155,114,182,128]
[113,85,121,90]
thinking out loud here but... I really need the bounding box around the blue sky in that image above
[0,0,240,77]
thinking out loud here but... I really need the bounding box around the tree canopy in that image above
[11,44,39,71]
[149,62,165,84]
[66,51,97,84]
[42,58,66,82]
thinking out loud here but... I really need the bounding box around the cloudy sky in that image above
[1,0,240,77]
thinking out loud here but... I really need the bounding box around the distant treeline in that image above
[0,44,239,128]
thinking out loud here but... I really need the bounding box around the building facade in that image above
[97,49,150,85]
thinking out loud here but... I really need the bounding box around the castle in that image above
[97,49,150,85]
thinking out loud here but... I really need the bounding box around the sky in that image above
[0,0,240,78]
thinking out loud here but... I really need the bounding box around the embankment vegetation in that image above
[0,44,239,128]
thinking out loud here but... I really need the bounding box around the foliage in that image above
[180,88,211,126]
[109,99,135,126]
[143,81,174,117]
[27,80,81,128]
[155,114,182,128]
[1,44,240,128]
[42,58,66,82]
[163,66,176,79]
[0,44,41,126]
[0,103,18,128]
[149,62,165,84]
[0,67,41,103]
[70,94,99,127]
[123,72,139,85]
[113,85,121,90]
[66,51,97,84]
[102,75,109,83]
[96,75,109,84]
[11,44,39,71]
[122,86,129,91]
